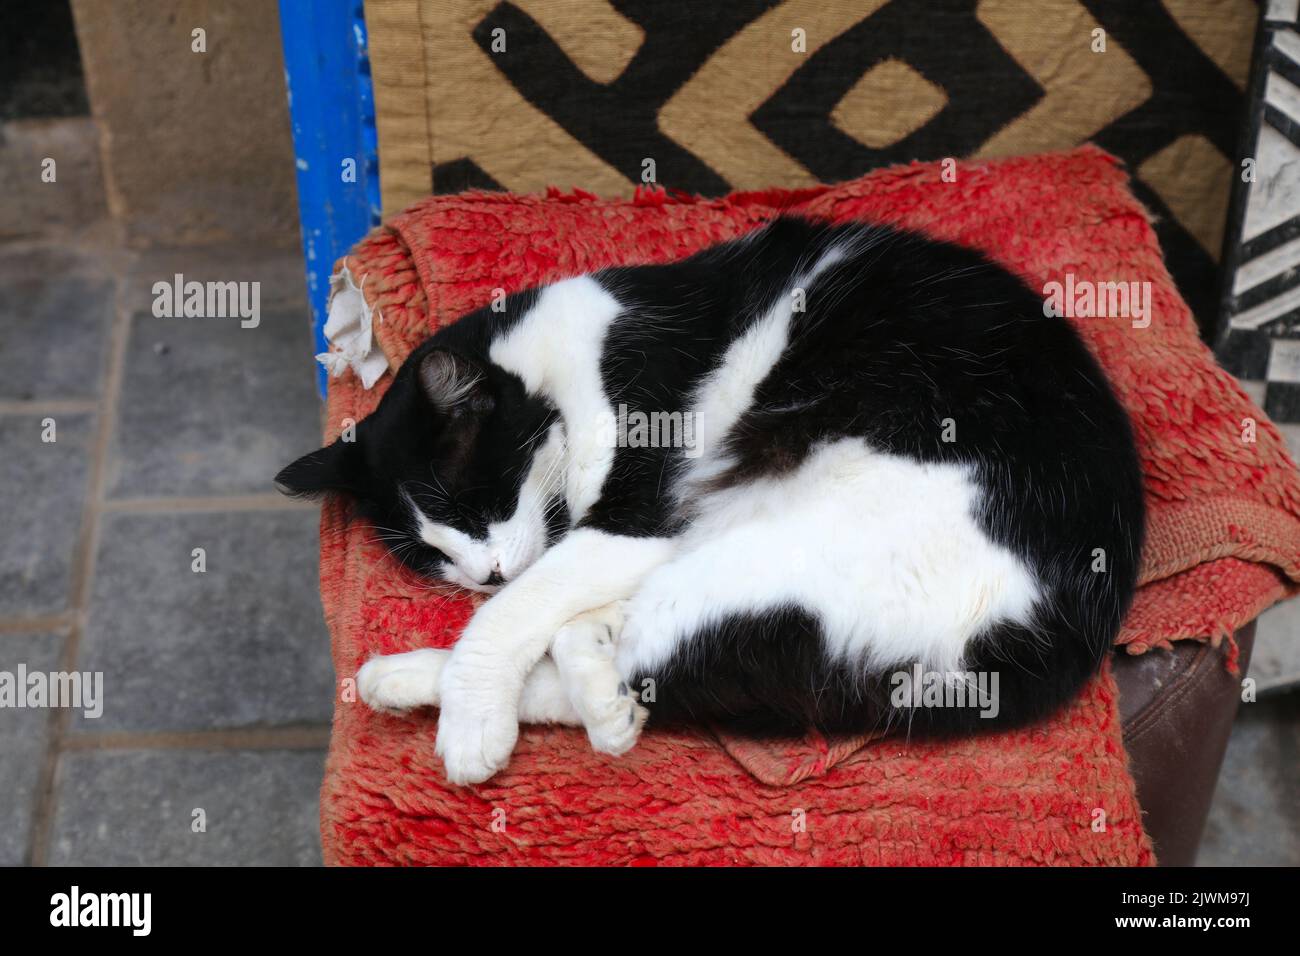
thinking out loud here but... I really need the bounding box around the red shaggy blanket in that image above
[316,147,1300,866]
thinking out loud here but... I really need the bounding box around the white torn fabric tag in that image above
[316,264,390,389]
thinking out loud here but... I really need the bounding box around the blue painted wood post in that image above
[278,0,382,396]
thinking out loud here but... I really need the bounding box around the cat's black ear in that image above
[274,439,358,498]
[419,348,494,417]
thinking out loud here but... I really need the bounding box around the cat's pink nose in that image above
[484,567,505,587]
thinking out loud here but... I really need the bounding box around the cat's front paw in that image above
[435,706,519,785]
[434,659,520,785]
[564,432,615,519]
[552,602,647,757]
[585,683,649,756]
[356,649,448,713]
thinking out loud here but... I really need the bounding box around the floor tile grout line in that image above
[27,250,134,868]
[0,615,75,635]
[61,726,333,752]
[101,494,319,513]
[0,400,100,415]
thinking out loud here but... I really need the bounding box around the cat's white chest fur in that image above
[489,277,623,522]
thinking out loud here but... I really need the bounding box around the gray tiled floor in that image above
[1254,594,1300,692]
[74,510,333,733]
[0,632,66,865]
[48,749,326,866]
[1200,694,1300,865]
[0,277,113,400]
[108,308,323,498]
[0,413,94,616]
[0,232,331,866]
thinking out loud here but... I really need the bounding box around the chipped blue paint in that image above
[278,0,381,396]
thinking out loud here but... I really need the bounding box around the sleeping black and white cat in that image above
[276,216,1145,784]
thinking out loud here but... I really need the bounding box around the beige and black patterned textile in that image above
[1217,1,1300,423]
[365,0,1258,340]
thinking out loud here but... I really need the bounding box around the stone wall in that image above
[69,0,299,247]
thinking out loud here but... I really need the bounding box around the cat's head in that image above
[275,341,566,592]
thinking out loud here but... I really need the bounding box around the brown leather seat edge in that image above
[1113,623,1256,866]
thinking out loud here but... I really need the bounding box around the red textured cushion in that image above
[316,147,1300,865]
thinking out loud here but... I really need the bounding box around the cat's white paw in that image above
[553,602,647,757]
[356,649,448,713]
[584,682,649,756]
[565,433,614,520]
[434,657,520,785]
[434,706,519,785]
